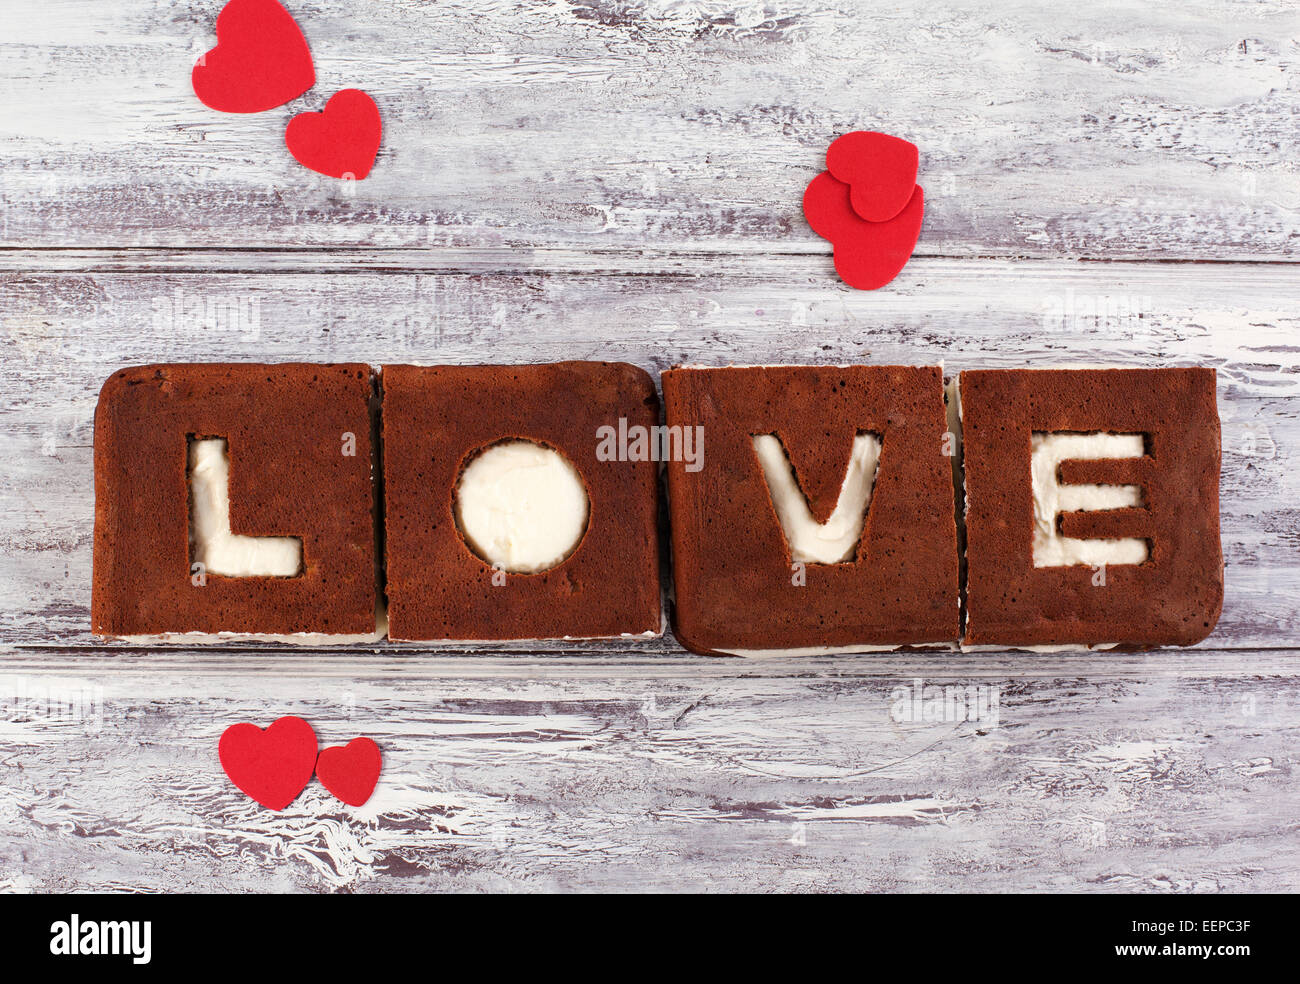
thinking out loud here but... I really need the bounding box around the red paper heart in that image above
[218,715,318,811]
[315,737,382,807]
[285,89,382,180]
[804,171,924,290]
[192,0,315,114]
[825,131,919,223]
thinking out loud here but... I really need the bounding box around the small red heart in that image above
[218,715,318,811]
[315,737,382,807]
[285,89,382,180]
[825,131,919,223]
[192,0,315,114]
[804,171,924,290]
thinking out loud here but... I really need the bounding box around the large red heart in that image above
[804,171,924,290]
[825,131,919,223]
[192,0,315,114]
[285,89,382,180]
[218,715,318,811]
[315,737,382,807]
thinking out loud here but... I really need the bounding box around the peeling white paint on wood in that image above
[2,260,1296,649]
[1,653,1296,892]
[1,0,1297,257]
[1,0,1298,892]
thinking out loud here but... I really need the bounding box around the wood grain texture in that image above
[2,0,1298,894]
[2,651,1296,893]
[2,259,1296,649]
[1,0,1298,257]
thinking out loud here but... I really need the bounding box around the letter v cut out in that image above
[662,365,960,656]
[751,432,881,564]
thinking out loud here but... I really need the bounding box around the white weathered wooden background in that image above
[2,0,1298,892]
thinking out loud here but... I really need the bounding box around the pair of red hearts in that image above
[219,716,381,810]
[192,0,380,180]
[803,131,925,290]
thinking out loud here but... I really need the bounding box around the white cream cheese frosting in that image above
[188,438,302,577]
[121,602,387,646]
[751,433,881,565]
[721,642,959,657]
[454,440,589,573]
[1030,432,1148,568]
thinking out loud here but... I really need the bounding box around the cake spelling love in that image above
[92,362,1223,653]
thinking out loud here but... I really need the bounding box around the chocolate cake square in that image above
[662,365,960,655]
[92,363,380,640]
[382,362,661,641]
[960,368,1222,648]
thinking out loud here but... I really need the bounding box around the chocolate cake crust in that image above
[92,363,379,637]
[382,362,661,641]
[662,365,960,654]
[960,368,1222,647]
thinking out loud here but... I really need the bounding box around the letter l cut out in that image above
[189,438,302,576]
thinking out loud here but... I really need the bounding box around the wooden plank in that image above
[1,650,1295,892]
[2,0,1298,257]
[1,257,1295,649]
